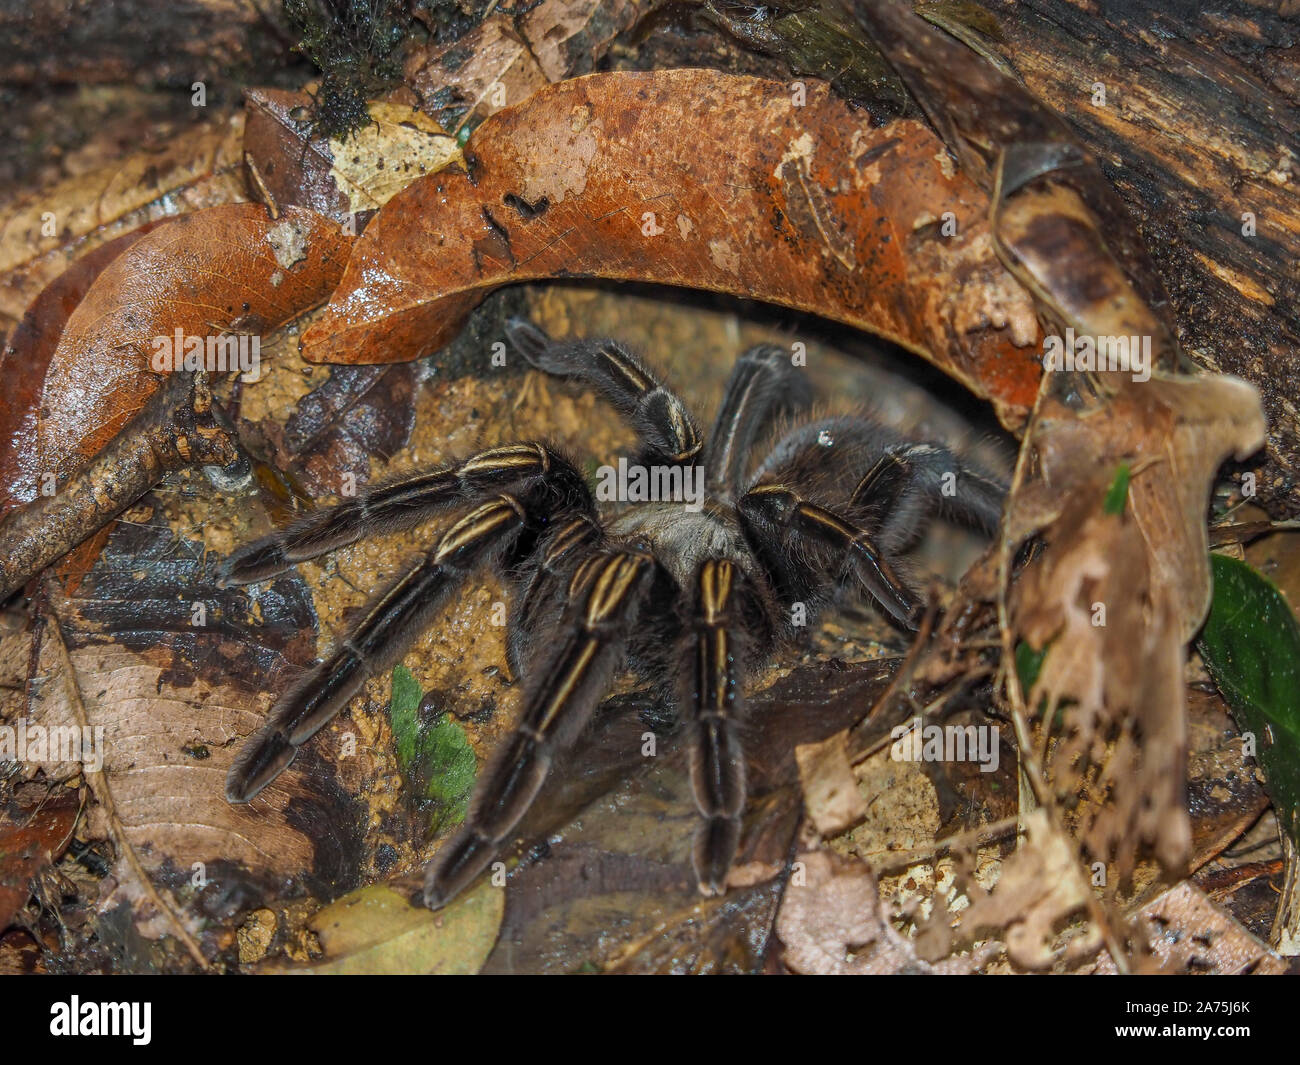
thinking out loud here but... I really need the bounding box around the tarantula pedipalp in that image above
[218,321,1006,909]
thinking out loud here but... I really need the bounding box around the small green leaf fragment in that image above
[1015,640,1046,694]
[388,664,422,769]
[419,714,477,831]
[1198,553,1300,842]
[1103,463,1130,515]
[388,666,478,831]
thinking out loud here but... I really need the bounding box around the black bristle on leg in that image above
[504,318,703,467]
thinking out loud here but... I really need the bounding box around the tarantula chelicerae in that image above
[219,321,1006,908]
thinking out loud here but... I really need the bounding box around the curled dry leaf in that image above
[25,204,352,495]
[776,849,974,974]
[1010,376,1265,881]
[0,204,354,600]
[301,69,1044,429]
[0,222,165,517]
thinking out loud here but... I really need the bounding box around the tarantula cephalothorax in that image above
[218,321,1007,908]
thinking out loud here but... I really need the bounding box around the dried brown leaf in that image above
[795,730,868,837]
[0,790,79,930]
[0,117,246,326]
[958,809,1100,968]
[301,69,1043,428]
[243,92,462,222]
[27,205,352,494]
[403,15,551,133]
[1088,881,1287,974]
[776,849,974,974]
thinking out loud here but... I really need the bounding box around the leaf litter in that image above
[0,7,1294,974]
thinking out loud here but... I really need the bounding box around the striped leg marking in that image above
[740,484,921,629]
[424,550,655,908]
[219,443,566,586]
[505,319,702,466]
[226,496,529,803]
[705,344,811,498]
[684,558,750,896]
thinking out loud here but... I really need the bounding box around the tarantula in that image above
[218,321,1006,909]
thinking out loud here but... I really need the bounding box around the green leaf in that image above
[1198,553,1300,842]
[387,666,477,833]
[419,713,477,832]
[1015,640,1046,693]
[1103,463,1130,515]
[388,664,422,769]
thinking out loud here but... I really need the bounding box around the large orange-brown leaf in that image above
[29,205,353,493]
[301,69,1043,428]
[0,223,164,518]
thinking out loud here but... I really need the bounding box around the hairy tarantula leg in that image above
[739,485,922,629]
[226,496,531,803]
[681,558,753,895]
[852,443,1007,541]
[848,444,920,510]
[506,513,605,680]
[218,443,571,585]
[504,318,703,466]
[424,549,657,909]
[705,344,812,499]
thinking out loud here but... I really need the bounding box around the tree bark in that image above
[964,0,1300,513]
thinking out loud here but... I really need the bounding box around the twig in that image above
[0,371,239,601]
[870,813,1022,875]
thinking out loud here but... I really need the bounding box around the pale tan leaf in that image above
[286,881,503,975]
[795,730,868,838]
